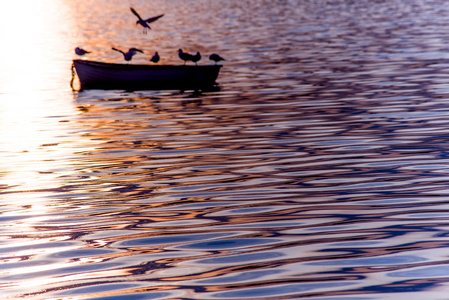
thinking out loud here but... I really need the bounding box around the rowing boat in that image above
[73,59,222,91]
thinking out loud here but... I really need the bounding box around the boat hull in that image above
[73,59,222,91]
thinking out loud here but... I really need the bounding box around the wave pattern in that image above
[3,0,449,299]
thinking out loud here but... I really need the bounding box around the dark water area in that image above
[3,0,449,299]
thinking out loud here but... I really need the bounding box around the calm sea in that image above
[2,0,449,299]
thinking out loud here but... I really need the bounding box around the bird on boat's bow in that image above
[209,53,225,64]
[178,49,193,65]
[150,52,160,64]
[112,47,143,62]
[130,7,164,33]
[191,52,201,65]
[75,47,90,56]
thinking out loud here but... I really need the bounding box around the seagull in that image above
[178,49,193,65]
[209,53,225,64]
[112,47,143,62]
[191,52,201,65]
[75,47,90,56]
[130,7,164,33]
[150,52,160,64]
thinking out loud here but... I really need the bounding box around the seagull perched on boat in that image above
[178,49,193,65]
[191,52,201,65]
[130,7,164,33]
[112,47,143,62]
[75,47,90,56]
[209,53,225,64]
[150,52,160,64]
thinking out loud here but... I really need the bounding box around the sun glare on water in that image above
[0,1,81,196]
[0,0,75,93]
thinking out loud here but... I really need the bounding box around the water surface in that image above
[2,0,449,299]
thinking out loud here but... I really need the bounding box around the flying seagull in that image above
[112,47,143,62]
[75,47,90,56]
[209,53,225,64]
[191,52,201,65]
[150,52,160,63]
[130,7,164,33]
[178,49,193,65]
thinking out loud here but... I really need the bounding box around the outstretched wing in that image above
[130,7,143,21]
[145,14,164,24]
[130,48,144,53]
[112,47,124,54]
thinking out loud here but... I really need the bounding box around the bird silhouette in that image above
[130,7,164,33]
[178,49,193,65]
[209,53,225,64]
[112,47,143,62]
[150,52,160,64]
[191,52,201,65]
[75,47,90,56]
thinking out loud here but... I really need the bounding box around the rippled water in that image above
[4,0,449,299]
